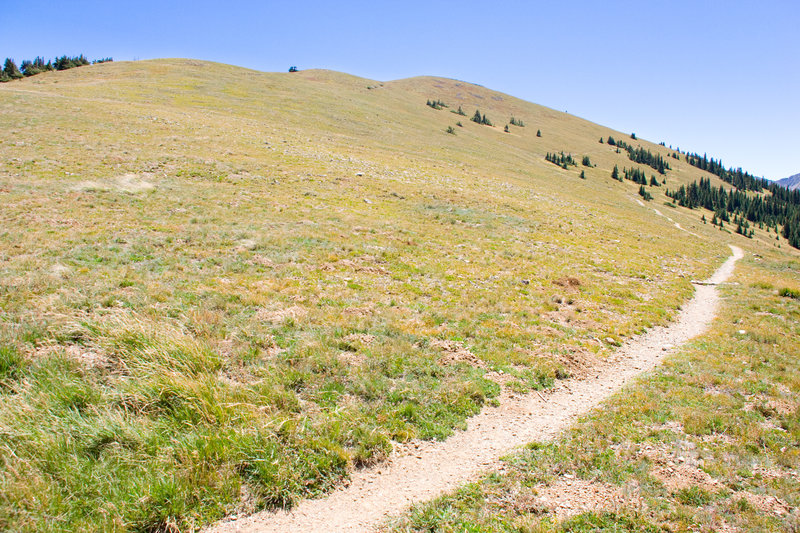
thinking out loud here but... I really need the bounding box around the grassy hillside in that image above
[0,59,793,531]
[390,250,800,532]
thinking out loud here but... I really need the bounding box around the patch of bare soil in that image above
[75,173,155,193]
[728,491,793,517]
[555,347,597,379]
[653,463,720,492]
[207,246,743,533]
[430,339,487,368]
[553,276,581,289]
[534,476,644,520]
[635,435,723,493]
[33,343,110,369]
[255,305,307,324]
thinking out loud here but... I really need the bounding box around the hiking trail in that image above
[209,245,744,533]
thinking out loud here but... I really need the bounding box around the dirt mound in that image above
[430,339,486,368]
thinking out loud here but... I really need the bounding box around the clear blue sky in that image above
[3,1,798,180]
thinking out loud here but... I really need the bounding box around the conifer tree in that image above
[536,129,542,137]
[3,58,23,80]
[611,165,619,181]
[471,109,482,124]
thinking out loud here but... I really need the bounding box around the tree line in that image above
[684,152,765,192]
[665,176,800,249]
[1,54,111,82]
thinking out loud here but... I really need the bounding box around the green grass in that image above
[387,253,800,532]
[0,59,794,531]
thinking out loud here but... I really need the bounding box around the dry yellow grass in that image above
[0,59,786,531]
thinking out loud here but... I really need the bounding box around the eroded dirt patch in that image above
[430,339,486,368]
[534,476,643,520]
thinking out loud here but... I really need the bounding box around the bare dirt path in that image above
[633,196,700,237]
[210,245,743,533]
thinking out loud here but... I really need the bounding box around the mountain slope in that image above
[0,59,787,531]
[777,172,800,190]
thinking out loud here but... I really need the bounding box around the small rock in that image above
[363,198,373,204]
[355,172,364,176]
[738,329,746,335]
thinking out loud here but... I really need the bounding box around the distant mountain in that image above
[777,173,800,190]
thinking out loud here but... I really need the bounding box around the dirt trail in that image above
[210,246,743,533]
[633,196,700,237]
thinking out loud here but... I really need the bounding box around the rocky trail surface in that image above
[209,245,744,533]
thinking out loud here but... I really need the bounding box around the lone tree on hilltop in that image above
[288,66,298,72]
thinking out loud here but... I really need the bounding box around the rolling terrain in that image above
[0,59,797,531]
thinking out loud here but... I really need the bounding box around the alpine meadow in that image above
[0,59,797,532]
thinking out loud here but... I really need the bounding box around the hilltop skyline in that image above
[2,0,798,180]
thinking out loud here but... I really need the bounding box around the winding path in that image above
[210,246,743,533]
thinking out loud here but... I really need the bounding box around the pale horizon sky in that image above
[3,1,798,180]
